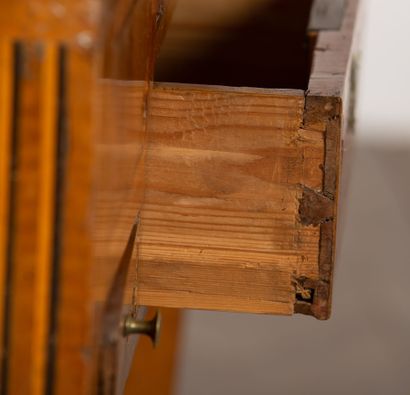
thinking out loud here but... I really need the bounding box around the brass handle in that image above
[123,311,162,347]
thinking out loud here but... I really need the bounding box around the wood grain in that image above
[136,84,325,315]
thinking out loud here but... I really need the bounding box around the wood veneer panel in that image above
[0,0,176,393]
[0,40,68,395]
[5,43,54,395]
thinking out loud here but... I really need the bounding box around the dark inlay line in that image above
[1,42,23,395]
[45,44,68,395]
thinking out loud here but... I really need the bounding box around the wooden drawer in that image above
[134,0,360,320]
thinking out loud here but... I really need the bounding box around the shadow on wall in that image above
[175,141,410,395]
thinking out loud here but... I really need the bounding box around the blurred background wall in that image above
[174,1,410,394]
[357,0,410,143]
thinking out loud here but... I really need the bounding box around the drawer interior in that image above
[155,0,315,89]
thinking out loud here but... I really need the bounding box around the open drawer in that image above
[135,0,360,320]
[0,0,360,393]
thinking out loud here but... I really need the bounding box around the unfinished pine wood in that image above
[136,84,324,315]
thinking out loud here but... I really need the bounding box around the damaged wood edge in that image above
[295,95,342,320]
[298,186,334,226]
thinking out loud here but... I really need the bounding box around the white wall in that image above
[357,0,410,142]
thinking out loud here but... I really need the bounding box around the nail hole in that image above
[296,287,315,304]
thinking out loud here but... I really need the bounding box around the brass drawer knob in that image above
[123,311,162,347]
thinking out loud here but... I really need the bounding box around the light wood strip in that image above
[31,43,58,395]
